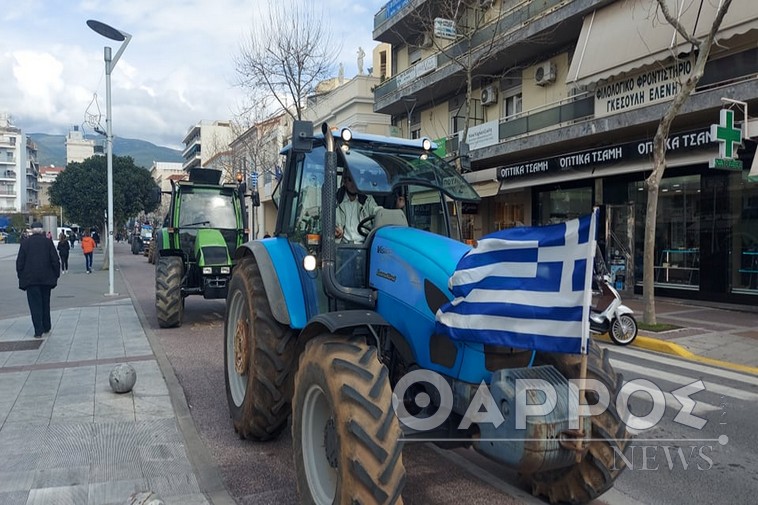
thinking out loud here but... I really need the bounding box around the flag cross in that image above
[536,219,586,294]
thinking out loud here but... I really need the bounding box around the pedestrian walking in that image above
[16,221,60,338]
[57,231,70,274]
[81,230,96,274]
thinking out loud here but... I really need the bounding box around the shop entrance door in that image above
[604,203,635,290]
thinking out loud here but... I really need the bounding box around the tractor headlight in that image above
[422,138,432,151]
[341,128,352,142]
[303,254,317,272]
[202,267,212,274]
[220,267,230,274]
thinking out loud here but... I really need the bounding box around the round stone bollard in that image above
[109,363,137,394]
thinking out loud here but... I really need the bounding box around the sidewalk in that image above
[0,243,215,504]
[602,294,758,374]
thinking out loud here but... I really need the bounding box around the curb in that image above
[595,333,758,376]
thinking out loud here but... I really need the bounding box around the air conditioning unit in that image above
[481,85,498,106]
[419,32,433,48]
[535,61,557,86]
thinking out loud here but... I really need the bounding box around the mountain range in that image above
[29,133,183,170]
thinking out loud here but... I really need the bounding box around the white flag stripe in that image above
[451,288,584,308]
[610,359,758,402]
[465,239,537,255]
[449,262,539,286]
[607,345,758,387]
[437,312,584,338]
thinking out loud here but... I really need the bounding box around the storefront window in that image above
[730,170,758,294]
[536,187,592,225]
[631,175,700,289]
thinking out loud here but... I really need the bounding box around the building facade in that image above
[181,120,233,171]
[0,114,39,213]
[372,0,758,304]
[150,161,185,220]
[65,125,100,163]
[38,165,64,208]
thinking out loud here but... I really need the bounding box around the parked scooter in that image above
[590,250,638,345]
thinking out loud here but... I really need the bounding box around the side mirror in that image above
[292,121,314,153]
[149,186,162,207]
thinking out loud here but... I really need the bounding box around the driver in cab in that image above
[335,170,379,244]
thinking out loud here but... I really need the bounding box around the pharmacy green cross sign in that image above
[709,109,743,170]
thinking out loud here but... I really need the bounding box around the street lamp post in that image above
[87,20,131,297]
[401,96,417,139]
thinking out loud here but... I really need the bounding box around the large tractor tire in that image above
[224,256,296,441]
[155,256,184,328]
[523,340,632,504]
[293,336,405,505]
[131,238,140,255]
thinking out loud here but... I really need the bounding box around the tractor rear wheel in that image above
[524,340,632,504]
[292,336,405,505]
[155,256,184,328]
[131,238,140,255]
[224,256,296,441]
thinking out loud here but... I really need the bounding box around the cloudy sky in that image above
[0,0,387,149]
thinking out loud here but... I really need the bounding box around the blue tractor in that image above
[223,122,630,504]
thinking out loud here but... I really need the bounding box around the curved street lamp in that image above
[87,20,132,296]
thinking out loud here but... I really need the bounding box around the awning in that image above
[567,0,758,87]
[470,180,501,198]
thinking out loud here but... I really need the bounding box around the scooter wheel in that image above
[610,314,637,345]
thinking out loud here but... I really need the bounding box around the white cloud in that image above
[0,0,387,150]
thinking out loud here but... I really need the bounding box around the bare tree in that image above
[642,0,733,324]
[406,0,510,164]
[235,0,337,121]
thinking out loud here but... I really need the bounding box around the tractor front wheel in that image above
[524,340,632,504]
[293,336,405,505]
[155,256,184,328]
[224,256,296,441]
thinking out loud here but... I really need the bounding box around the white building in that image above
[181,120,233,171]
[65,125,100,163]
[150,161,185,220]
[0,114,39,213]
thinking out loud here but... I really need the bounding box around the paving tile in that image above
[89,460,144,483]
[146,472,201,498]
[135,419,182,445]
[25,484,88,505]
[134,395,174,421]
[87,478,147,505]
[0,470,34,492]
[32,465,89,489]
[0,491,30,505]
[162,493,212,505]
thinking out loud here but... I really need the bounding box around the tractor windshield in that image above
[178,190,238,229]
[341,142,480,202]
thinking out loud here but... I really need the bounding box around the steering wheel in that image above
[357,215,374,237]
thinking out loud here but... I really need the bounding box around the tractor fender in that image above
[297,310,389,346]
[234,240,307,328]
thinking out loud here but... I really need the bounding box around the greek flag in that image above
[435,209,598,354]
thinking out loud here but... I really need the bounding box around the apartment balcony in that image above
[374,0,429,45]
[0,170,16,180]
[374,0,607,116]
[182,156,201,172]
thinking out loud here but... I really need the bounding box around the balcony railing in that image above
[445,92,594,153]
[374,0,568,101]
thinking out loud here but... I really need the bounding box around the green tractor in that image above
[154,168,249,328]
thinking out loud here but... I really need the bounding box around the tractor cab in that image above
[272,124,480,314]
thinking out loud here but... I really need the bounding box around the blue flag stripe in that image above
[434,324,582,354]
[456,247,538,270]
[442,300,583,321]
[485,223,569,246]
[452,263,564,296]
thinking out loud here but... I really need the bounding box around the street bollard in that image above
[109,363,137,393]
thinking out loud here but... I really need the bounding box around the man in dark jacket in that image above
[16,222,60,338]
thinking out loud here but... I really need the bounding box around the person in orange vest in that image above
[81,230,96,274]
